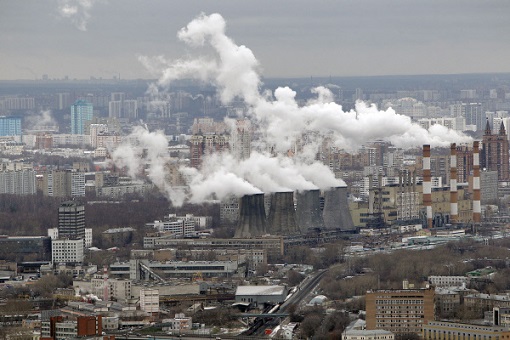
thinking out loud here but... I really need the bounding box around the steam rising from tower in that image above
[111,13,473,209]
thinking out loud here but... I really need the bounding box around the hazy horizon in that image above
[2,1,510,81]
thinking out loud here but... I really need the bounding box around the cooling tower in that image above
[296,189,324,231]
[267,191,299,235]
[322,186,355,231]
[234,193,268,238]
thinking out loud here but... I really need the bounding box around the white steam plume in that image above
[110,126,186,206]
[25,110,58,130]
[57,0,100,31]
[120,12,471,205]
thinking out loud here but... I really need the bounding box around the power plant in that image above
[295,189,324,232]
[267,191,299,235]
[322,186,355,231]
[234,193,267,238]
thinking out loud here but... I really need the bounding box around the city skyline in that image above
[2,1,510,80]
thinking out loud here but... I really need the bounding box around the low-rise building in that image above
[235,285,287,307]
[422,321,510,340]
[342,329,394,340]
[51,238,84,264]
[429,276,469,287]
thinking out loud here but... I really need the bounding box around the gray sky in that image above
[1,0,510,80]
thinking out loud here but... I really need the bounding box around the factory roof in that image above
[235,285,286,296]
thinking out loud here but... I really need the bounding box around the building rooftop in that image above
[235,285,286,296]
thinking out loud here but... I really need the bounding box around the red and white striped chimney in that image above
[473,141,481,224]
[423,145,433,229]
[450,143,458,224]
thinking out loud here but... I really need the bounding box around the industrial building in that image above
[0,235,51,261]
[235,285,287,307]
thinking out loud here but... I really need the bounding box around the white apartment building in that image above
[48,228,92,247]
[146,215,196,237]
[91,275,132,302]
[52,238,84,264]
[428,276,469,287]
[0,170,36,194]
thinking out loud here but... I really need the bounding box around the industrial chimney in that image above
[234,193,268,238]
[267,191,299,235]
[296,189,324,232]
[323,186,355,231]
[473,141,481,224]
[450,143,458,224]
[423,145,433,229]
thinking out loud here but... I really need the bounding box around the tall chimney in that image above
[296,189,324,232]
[423,145,433,229]
[267,191,299,235]
[234,193,267,238]
[473,141,481,224]
[450,143,458,224]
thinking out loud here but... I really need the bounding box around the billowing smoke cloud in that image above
[56,0,99,31]
[25,110,58,130]
[117,12,472,205]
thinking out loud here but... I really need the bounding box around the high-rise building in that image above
[108,100,122,119]
[43,170,86,197]
[0,116,22,139]
[71,100,93,134]
[0,169,36,195]
[462,103,484,132]
[230,119,251,160]
[58,201,85,240]
[57,92,71,110]
[482,120,510,181]
[189,134,229,169]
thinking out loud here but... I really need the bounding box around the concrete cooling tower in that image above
[322,186,355,231]
[296,189,324,232]
[267,191,299,235]
[234,193,268,238]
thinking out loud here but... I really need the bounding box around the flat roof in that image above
[235,285,286,296]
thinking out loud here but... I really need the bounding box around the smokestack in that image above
[323,186,355,231]
[450,143,458,224]
[473,141,481,224]
[296,189,324,232]
[267,191,299,235]
[234,193,267,238]
[423,145,433,229]
[103,265,108,301]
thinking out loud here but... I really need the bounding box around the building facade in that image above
[482,121,510,181]
[422,321,510,340]
[58,201,86,240]
[71,100,93,135]
[365,287,435,335]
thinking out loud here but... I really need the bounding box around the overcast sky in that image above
[1,0,510,80]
